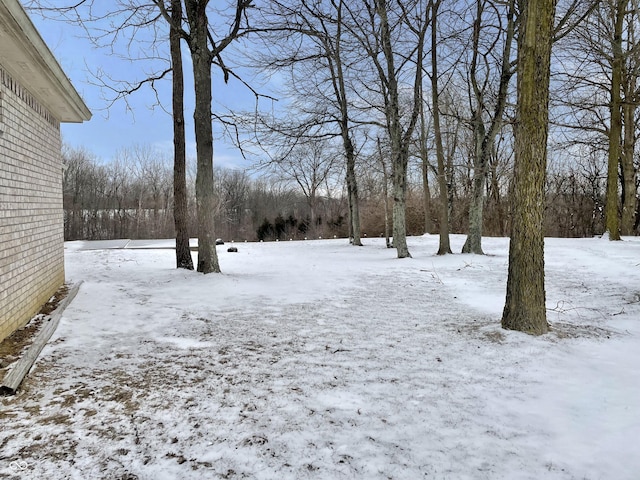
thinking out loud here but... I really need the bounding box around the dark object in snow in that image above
[227,247,238,253]
[216,238,224,245]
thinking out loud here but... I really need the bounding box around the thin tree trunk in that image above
[384,185,391,247]
[421,158,432,235]
[378,138,392,248]
[431,0,451,255]
[621,98,637,235]
[446,124,457,223]
[605,0,625,241]
[462,0,487,255]
[185,0,221,273]
[420,98,432,234]
[171,0,194,270]
[462,0,515,254]
[370,0,426,257]
[376,0,411,258]
[501,0,555,335]
[345,145,362,245]
[489,156,506,236]
[620,1,637,236]
[332,0,362,246]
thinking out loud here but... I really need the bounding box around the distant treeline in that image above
[62,143,609,243]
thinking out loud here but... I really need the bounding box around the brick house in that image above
[0,1,91,342]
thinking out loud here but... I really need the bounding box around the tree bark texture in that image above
[501,0,555,335]
[392,158,410,255]
[605,0,625,241]
[171,0,194,270]
[185,0,221,273]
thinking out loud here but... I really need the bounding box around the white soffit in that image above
[0,0,91,123]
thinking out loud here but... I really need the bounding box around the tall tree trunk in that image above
[501,0,555,335]
[462,0,515,254]
[309,193,318,238]
[431,0,452,255]
[370,0,425,257]
[376,0,411,258]
[622,6,640,236]
[333,0,362,246]
[171,0,194,270]
[605,0,625,241]
[462,0,487,255]
[185,0,221,273]
[462,111,486,254]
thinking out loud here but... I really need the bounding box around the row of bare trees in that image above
[61,144,350,242]
[61,138,608,243]
[63,146,174,241]
[33,0,639,253]
[553,0,640,239]
[30,0,639,334]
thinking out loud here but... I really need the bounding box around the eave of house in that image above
[0,1,91,123]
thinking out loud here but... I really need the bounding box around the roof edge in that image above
[0,1,91,123]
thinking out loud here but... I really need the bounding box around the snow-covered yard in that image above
[1,235,639,479]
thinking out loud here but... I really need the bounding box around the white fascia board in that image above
[0,0,91,123]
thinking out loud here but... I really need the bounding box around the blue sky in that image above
[27,6,268,169]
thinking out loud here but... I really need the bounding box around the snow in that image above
[1,234,639,480]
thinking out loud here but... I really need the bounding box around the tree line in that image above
[61,144,346,242]
[29,0,639,335]
[62,137,607,243]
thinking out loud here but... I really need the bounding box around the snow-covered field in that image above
[1,234,639,480]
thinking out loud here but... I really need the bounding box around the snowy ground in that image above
[1,234,639,480]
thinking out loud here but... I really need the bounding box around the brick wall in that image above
[0,64,65,343]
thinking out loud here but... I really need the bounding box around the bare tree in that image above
[378,139,394,247]
[152,0,254,272]
[214,168,252,240]
[461,0,516,254]
[502,0,556,335]
[553,0,640,238]
[418,99,433,234]
[170,0,194,269]
[344,0,429,258]
[183,0,221,272]
[605,0,626,240]
[270,142,339,238]
[251,0,366,246]
[331,0,363,246]
[62,146,104,240]
[430,0,452,255]
[29,0,255,272]
[616,0,639,236]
